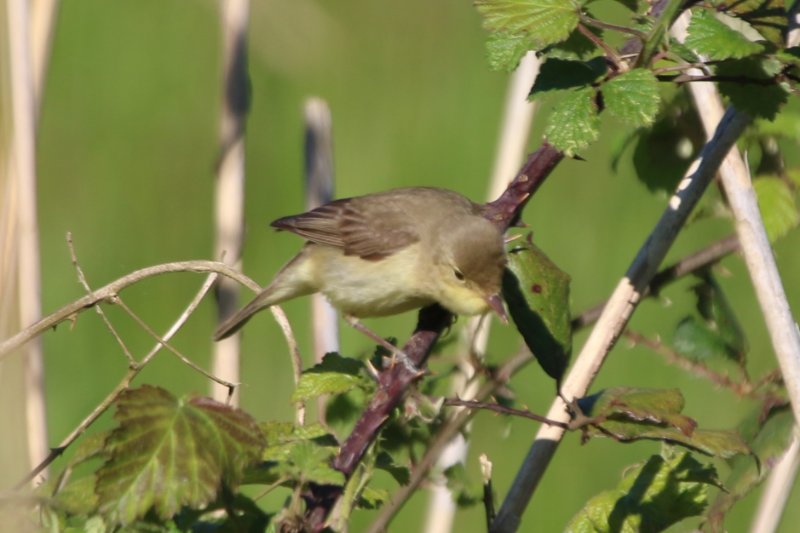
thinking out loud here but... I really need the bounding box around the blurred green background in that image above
[19,0,800,530]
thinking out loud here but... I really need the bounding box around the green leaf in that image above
[628,92,703,193]
[95,386,265,526]
[578,388,751,458]
[286,441,344,485]
[530,57,606,97]
[685,9,764,60]
[543,23,603,61]
[754,177,799,242]
[486,31,536,71]
[721,0,787,46]
[292,353,372,402]
[53,475,100,516]
[502,237,571,383]
[544,86,600,156]
[673,274,748,366]
[475,0,582,50]
[705,405,794,530]
[602,69,661,127]
[716,57,788,120]
[754,112,800,142]
[566,451,720,532]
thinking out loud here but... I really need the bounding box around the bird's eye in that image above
[453,269,465,281]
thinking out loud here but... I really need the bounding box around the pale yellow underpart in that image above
[267,243,491,318]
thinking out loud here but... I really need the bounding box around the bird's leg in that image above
[343,315,420,375]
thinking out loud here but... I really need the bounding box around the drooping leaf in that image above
[754,177,799,242]
[475,0,583,50]
[544,86,600,156]
[716,57,788,120]
[530,57,607,97]
[705,405,794,530]
[720,0,787,46]
[602,68,661,126]
[673,274,748,367]
[95,386,265,526]
[502,237,571,383]
[566,451,721,532]
[629,92,703,193]
[292,352,373,402]
[543,22,603,61]
[685,9,765,60]
[578,388,751,458]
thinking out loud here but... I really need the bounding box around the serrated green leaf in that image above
[95,386,264,526]
[375,451,410,485]
[292,353,372,402]
[358,486,389,509]
[721,0,786,46]
[486,31,535,71]
[602,69,661,126]
[531,57,607,97]
[545,86,600,156]
[502,238,571,382]
[567,452,720,532]
[754,177,799,242]
[685,9,765,60]
[475,0,582,50]
[286,441,344,486]
[716,57,788,120]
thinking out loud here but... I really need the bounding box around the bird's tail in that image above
[213,250,314,340]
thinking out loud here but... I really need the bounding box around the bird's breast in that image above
[308,243,433,317]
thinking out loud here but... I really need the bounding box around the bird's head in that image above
[431,216,507,321]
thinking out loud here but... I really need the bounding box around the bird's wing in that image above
[271,196,420,260]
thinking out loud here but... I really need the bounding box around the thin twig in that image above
[16,272,220,488]
[750,434,800,533]
[67,232,136,365]
[580,14,648,40]
[623,330,754,396]
[1,260,257,359]
[571,234,740,330]
[577,23,625,72]
[113,297,237,390]
[443,398,570,429]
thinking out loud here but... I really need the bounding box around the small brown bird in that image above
[213,187,507,341]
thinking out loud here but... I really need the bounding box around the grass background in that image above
[8,0,799,530]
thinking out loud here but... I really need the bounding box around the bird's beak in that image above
[485,293,508,324]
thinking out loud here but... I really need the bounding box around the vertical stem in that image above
[304,97,339,424]
[6,0,48,480]
[212,0,250,405]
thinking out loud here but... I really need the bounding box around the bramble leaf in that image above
[293,352,373,402]
[603,68,661,127]
[578,388,751,458]
[96,386,264,526]
[502,237,571,383]
[544,86,600,156]
[475,0,583,50]
[567,451,721,532]
[685,9,764,60]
